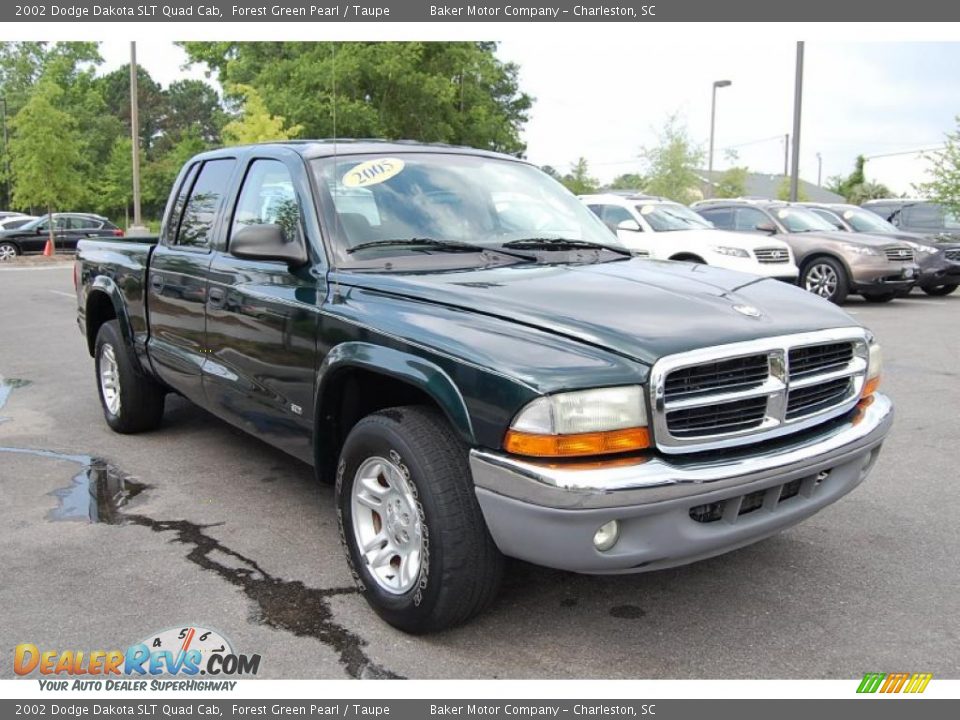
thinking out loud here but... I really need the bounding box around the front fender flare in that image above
[315,342,476,445]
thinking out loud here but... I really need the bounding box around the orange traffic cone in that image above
[43,238,55,256]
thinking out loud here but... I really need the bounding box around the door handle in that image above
[207,287,226,308]
[149,275,164,293]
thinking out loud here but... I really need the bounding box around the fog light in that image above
[593,520,620,552]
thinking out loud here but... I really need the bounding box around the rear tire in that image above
[94,320,165,433]
[862,292,897,303]
[921,284,958,297]
[802,257,849,304]
[336,405,503,633]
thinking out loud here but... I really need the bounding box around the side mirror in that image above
[617,219,642,233]
[230,224,308,266]
[755,221,777,234]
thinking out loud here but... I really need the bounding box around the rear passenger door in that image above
[202,155,320,463]
[147,157,237,403]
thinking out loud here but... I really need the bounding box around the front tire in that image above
[921,284,958,296]
[94,320,165,433]
[802,257,849,304]
[336,405,503,633]
[0,242,19,262]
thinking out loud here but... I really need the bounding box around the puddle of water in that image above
[48,458,147,523]
[0,377,31,422]
[0,443,399,679]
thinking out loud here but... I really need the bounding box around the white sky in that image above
[97,39,960,194]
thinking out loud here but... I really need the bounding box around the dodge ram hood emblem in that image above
[733,304,763,318]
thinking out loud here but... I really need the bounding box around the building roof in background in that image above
[697,170,845,204]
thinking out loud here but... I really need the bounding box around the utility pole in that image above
[816,152,822,187]
[128,42,148,236]
[789,41,804,202]
[0,97,9,210]
[783,134,789,177]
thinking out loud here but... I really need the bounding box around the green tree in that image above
[163,79,225,145]
[180,41,532,154]
[714,166,748,198]
[825,154,890,203]
[97,64,166,156]
[540,165,561,180]
[917,119,960,215]
[222,84,303,145]
[608,172,646,191]
[641,115,704,204]
[9,78,86,249]
[776,176,810,202]
[560,157,598,195]
[142,129,210,215]
[96,137,136,221]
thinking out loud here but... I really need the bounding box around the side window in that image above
[902,204,943,230]
[699,207,733,229]
[866,204,894,222]
[70,216,101,230]
[175,158,237,249]
[598,205,635,233]
[52,216,70,231]
[230,159,302,247]
[734,207,769,232]
[810,208,844,230]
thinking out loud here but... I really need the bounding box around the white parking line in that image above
[48,290,75,298]
[0,264,73,272]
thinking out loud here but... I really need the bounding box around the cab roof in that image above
[193,139,524,163]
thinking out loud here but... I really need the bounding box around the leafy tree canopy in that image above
[641,114,704,205]
[222,84,302,145]
[607,173,646,191]
[714,166,748,198]
[917,117,960,215]
[180,41,532,154]
[560,157,599,195]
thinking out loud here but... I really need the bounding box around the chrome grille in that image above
[664,354,769,399]
[789,342,854,379]
[754,247,790,264]
[884,246,914,261]
[651,329,869,453]
[946,249,960,262]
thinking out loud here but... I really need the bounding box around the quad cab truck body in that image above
[76,142,893,632]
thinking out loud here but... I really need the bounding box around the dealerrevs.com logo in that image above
[15,626,261,691]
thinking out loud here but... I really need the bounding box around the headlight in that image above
[862,338,882,398]
[504,386,650,457]
[710,245,750,258]
[842,244,882,256]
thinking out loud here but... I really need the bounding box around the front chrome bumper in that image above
[469,393,892,573]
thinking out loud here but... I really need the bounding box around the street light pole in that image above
[708,79,732,195]
[789,42,804,202]
[816,152,822,187]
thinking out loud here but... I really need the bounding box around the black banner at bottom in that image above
[0,699,955,720]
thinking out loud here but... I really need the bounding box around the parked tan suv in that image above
[693,199,918,304]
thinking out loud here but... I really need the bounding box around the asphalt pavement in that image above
[1,264,957,679]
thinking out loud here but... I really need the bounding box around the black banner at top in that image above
[3,0,959,22]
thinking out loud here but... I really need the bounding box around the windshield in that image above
[842,208,897,233]
[773,207,837,233]
[312,153,619,266]
[636,203,712,231]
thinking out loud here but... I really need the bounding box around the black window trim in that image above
[169,157,238,254]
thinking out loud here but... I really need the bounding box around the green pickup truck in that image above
[75,141,893,633]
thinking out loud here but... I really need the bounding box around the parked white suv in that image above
[581,194,799,281]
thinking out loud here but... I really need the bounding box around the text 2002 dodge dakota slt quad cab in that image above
[76,141,893,633]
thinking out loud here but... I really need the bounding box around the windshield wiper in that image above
[499,237,632,257]
[346,238,485,254]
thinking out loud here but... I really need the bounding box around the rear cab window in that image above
[168,158,237,250]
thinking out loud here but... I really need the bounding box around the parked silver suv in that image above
[693,199,919,304]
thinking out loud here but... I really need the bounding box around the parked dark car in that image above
[76,141,891,632]
[801,202,960,296]
[693,199,918,304]
[862,199,960,242]
[0,213,122,261]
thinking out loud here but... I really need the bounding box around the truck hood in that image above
[336,259,858,366]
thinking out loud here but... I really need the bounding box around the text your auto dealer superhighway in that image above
[429,5,653,18]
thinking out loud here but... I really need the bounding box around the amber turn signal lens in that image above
[503,427,651,457]
[861,375,880,399]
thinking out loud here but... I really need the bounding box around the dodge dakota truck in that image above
[76,141,893,633]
